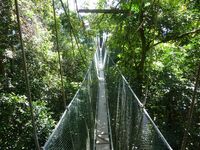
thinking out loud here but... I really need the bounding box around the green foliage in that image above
[0,0,93,148]
[0,93,55,149]
[0,0,18,90]
[0,0,199,149]
[95,0,200,149]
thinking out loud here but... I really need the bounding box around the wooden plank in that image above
[78,9,129,14]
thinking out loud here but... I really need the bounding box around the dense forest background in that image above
[0,0,199,149]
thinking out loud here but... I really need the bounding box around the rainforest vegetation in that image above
[0,0,199,149]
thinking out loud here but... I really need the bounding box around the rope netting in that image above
[44,60,98,149]
[43,38,172,150]
[106,58,172,150]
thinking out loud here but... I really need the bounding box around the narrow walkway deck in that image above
[95,47,110,150]
[43,37,173,150]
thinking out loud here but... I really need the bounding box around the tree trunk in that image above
[136,2,149,100]
[181,63,200,150]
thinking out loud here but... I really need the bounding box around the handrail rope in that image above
[109,12,152,106]
[75,0,96,53]
[52,0,67,109]
[74,0,88,39]
[74,0,83,24]
[44,37,99,148]
[109,55,144,107]
[59,0,87,65]
[106,46,173,150]
[63,0,87,63]
[143,109,173,150]
[105,77,114,150]
[66,0,88,74]
[65,0,91,81]
[14,0,40,149]
[73,0,101,75]
[57,1,82,77]
[65,0,78,79]
[44,37,172,149]
[44,60,94,148]
[67,2,87,60]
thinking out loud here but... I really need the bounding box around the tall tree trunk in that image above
[136,2,149,100]
[181,63,200,150]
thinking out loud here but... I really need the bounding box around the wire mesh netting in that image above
[43,61,98,150]
[43,45,172,150]
[105,58,172,150]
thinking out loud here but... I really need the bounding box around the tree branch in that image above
[78,9,129,14]
[152,28,200,47]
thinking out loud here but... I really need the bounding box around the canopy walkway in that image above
[43,37,173,150]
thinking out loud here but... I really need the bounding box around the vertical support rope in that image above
[59,0,87,66]
[14,0,40,149]
[52,0,67,109]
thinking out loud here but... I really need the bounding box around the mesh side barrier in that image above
[44,47,172,150]
[43,61,98,150]
[106,57,172,150]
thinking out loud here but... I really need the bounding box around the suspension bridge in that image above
[13,0,173,149]
[43,36,173,150]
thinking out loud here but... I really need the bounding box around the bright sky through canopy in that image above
[68,0,97,10]
[68,0,117,11]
